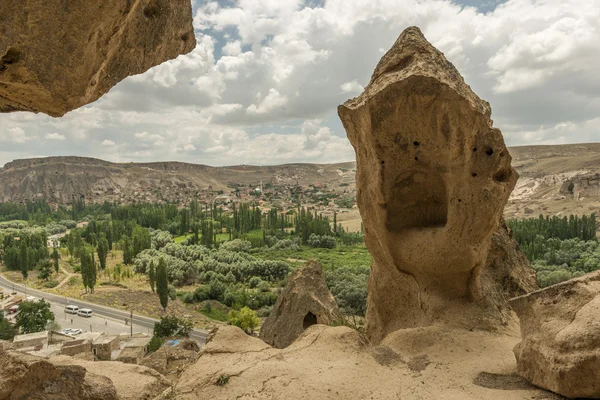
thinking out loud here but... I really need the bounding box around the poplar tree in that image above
[148,260,156,293]
[97,234,109,270]
[156,257,169,310]
[52,245,60,273]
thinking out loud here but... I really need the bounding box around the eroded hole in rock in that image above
[386,170,448,231]
[493,169,511,183]
[485,146,494,156]
[0,48,22,72]
[143,4,160,18]
[303,312,317,329]
[181,32,190,41]
[379,55,414,78]
[472,172,477,177]
[413,141,420,147]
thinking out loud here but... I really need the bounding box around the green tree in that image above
[80,247,97,293]
[52,245,60,273]
[97,234,109,270]
[122,236,133,265]
[67,232,75,259]
[16,300,54,334]
[156,257,169,310]
[148,260,156,293]
[227,306,260,334]
[38,259,53,281]
[20,240,28,280]
[0,311,17,340]
[152,315,193,338]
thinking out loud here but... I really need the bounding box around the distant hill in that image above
[0,156,356,205]
[2,143,600,220]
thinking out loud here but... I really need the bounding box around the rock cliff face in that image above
[0,0,195,117]
[260,260,342,348]
[511,271,600,399]
[338,27,518,342]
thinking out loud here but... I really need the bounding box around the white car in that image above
[77,308,93,317]
[60,328,83,335]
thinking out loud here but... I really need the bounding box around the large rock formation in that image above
[0,0,195,117]
[510,271,600,398]
[260,260,342,348]
[338,26,518,342]
[0,350,117,400]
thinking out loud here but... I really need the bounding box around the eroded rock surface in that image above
[49,355,172,400]
[260,260,342,348]
[0,0,195,117]
[0,350,117,400]
[511,271,600,399]
[338,26,518,342]
[175,324,552,400]
[480,219,539,324]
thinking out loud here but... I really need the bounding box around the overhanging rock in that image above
[0,0,195,117]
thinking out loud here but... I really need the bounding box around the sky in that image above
[1,0,599,167]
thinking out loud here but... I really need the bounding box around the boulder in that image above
[338,26,518,342]
[260,260,343,348]
[0,350,117,400]
[510,271,600,398]
[0,0,195,117]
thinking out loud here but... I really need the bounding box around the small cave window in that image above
[303,312,318,329]
[386,170,448,232]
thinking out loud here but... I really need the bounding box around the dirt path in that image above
[55,266,76,289]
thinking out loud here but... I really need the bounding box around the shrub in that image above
[153,316,193,339]
[181,291,195,304]
[307,234,337,249]
[168,285,177,301]
[42,280,59,288]
[248,276,262,289]
[216,375,229,386]
[220,239,251,253]
[227,307,260,334]
[149,336,164,352]
[194,286,210,302]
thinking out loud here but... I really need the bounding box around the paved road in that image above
[0,274,208,344]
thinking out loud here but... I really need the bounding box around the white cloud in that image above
[183,144,197,151]
[222,40,242,56]
[44,132,66,141]
[5,127,32,143]
[340,80,364,94]
[247,89,288,115]
[102,140,116,146]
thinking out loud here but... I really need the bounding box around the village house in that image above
[12,331,49,350]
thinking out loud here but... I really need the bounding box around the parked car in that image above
[77,308,93,317]
[59,328,83,335]
[8,305,18,314]
[65,305,79,314]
